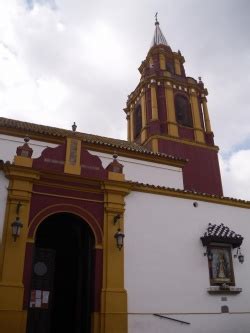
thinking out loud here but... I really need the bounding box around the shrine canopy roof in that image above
[201,223,243,248]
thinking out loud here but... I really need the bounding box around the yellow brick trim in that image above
[174,58,181,75]
[13,156,33,168]
[190,92,205,143]
[144,135,219,152]
[165,86,179,137]
[100,181,131,333]
[64,137,81,175]
[151,85,158,120]
[131,182,250,209]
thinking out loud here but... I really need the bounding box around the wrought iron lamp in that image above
[113,214,125,250]
[204,249,213,261]
[11,217,23,242]
[114,228,125,250]
[234,247,244,264]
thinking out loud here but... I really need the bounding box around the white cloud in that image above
[0,0,250,198]
[220,151,250,200]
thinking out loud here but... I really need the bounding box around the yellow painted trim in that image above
[131,182,250,208]
[159,54,166,70]
[108,172,125,181]
[151,85,158,120]
[64,137,81,175]
[36,179,103,194]
[140,128,147,144]
[140,94,147,143]
[144,134,219,152]
[174,58,181,75]
[126,114,131,141]
[130,106,134,142]
[13,156,33,168]
[0,309,27,333]
[190,92,205,143]
[91,311,100,333]
[0,165,38,333]
[165,85,179,137]
[202,98,212,132]
[32,190,103,203]
[151,138,158,153]
[101,181,131,333]
[95,244,103,249]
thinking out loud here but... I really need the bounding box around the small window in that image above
[134,104,142,138]
[174,95,193,127]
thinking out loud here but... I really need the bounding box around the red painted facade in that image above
[158,138,223,196]
[23,143,107,313]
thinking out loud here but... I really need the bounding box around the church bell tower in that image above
[124,17,223,196]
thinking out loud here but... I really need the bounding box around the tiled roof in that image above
[201,223,243,248]
[0,117,185,163]
[131,181,250,208]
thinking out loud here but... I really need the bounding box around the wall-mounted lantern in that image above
[113,214,121,225]
[113,214,125,250]
[114,228,125,250]
[11,201,23,241]
[204,249,213,261]
[11,216,23,242]
[234,247,244,264]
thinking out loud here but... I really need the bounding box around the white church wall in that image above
[89,151,184,189]
[0,134,57,162]
[0,171,8,243]
[125,192,250,333]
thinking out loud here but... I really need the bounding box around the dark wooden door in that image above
[26,248,55,333]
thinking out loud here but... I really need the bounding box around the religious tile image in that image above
[209,246,234,285]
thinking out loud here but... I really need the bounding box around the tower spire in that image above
[151,13,168,47]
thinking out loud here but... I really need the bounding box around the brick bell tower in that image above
[124,16,223,196]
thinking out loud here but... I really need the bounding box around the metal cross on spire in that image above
[151,12,168,47]
[155,12,159,24]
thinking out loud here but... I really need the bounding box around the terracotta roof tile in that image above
[130,181,250,205]
[0,117,185,162]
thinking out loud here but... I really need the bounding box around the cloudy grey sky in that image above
[0,0,250,198]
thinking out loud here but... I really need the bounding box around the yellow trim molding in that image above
[64,137,81,175]
[101,180,131,333]
[144,134,219,152]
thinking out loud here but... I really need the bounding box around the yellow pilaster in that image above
[0,163,39,333]
[174,58,181,75]
[151,138,159,153]
[130,106,134,142]
[101,180,131,333]
[64,136,81,175]
[149,56,154,67]
[190,90,205,143]
[202,97,212,133]
[126,113,131,141]
[151,84,158,120]
[159,54,166,70]
[165,83,179,137]
[140,94,147,143]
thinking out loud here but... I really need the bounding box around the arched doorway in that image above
[26,213,95,333]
